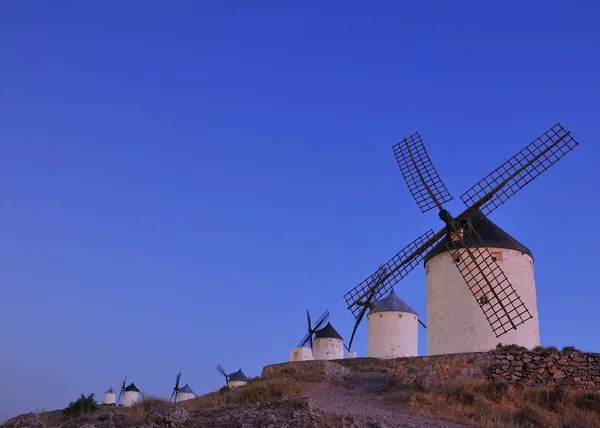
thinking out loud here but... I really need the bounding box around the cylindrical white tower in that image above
[425,211,541,355]
[312,322,344,360]
[102,388,116,405]
[122,383,140,407]
[228,369,249,388]
[176,384,197,402]
[367,289,419,358]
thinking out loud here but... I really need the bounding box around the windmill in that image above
[344,264,427,354]
[169,372,181,402]
[297,309,330,350]
[116,373,141,407]
[343,123,579,354]
[217,364,249,388]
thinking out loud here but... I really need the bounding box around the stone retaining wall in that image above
[336,350,600,390]
[264,350,600,390]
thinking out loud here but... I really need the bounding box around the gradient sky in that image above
[1,0,599,420]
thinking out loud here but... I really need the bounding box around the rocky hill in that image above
[3,346,600,428]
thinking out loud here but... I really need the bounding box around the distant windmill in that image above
[217,364,249,388]
[176,384,197,402]
[291,309,329,361]
[344,264,427,355]
[117,373,141,407]
[102,387,116,405]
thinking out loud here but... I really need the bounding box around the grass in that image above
[382,377,600,427]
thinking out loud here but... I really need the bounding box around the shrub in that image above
[575,392,600,413]
[526,385,566,412]
[496,343,528,352]
[511,407,546,427]
[562,345,582,353]
[62,393,97,419]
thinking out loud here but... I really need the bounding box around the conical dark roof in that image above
[124,383,139,392]
[369,289,417,315]
[178,384,195,394]
[229,369,249,382]
[314,322,343,341]
[423,210,533,265]
[105,387,114,394]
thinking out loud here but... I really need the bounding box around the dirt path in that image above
[301,381,469,428]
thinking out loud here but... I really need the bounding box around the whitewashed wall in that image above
[313,338,344,360]
[176,392,196,402]
[426,247,540,355]
[368,311,418,358]
[102,391,116,405]
[122,391,139,407]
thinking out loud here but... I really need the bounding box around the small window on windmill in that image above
[453,253,461,263]
[293,350,299,359]
[490,252,503,262]
[478,295,490,306]
[450,229,464,242]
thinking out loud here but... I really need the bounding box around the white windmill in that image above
[117,374,141,407]
[217,365,249,388]
[169,372,197,403]
[102,387,116,405]
[176,384,197,402]
[343,123,579,355]
[367,289,420,358]
[312,322,344,360]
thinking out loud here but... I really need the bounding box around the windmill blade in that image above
[118,374,127,403]
[217,364,227,377]
[346,268,384,351]
[169,372,181,402]
[312,309,330,331]
[393,131,454,213]
[446,221,533,338]
[175,372,181,391]
[418,319,427,329]
[297,330,312,348]
[306,310,312,332]
[459,123,579,217]
[344,228,444,318]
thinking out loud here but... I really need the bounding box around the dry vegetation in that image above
[179,375,301,412]
[118,374,301,419]
[381,376,600,427]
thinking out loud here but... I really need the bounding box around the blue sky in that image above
[1,0,599,419]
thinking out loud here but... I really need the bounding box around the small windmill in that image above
[344,264,428,353]
[343,123,579,346]
[217,364,249,388]
[169,372,181,402]
[297,309,330,350]
[217,364,230,387]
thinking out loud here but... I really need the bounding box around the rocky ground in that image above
[1,372,468,428]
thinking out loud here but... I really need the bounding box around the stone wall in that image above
[265,349,600,391]
[335,350,600,390]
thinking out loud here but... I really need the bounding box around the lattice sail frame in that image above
[446,222,533,337]
[343,229,439,319]
[460,123,579,216]
[393,132,454,213]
